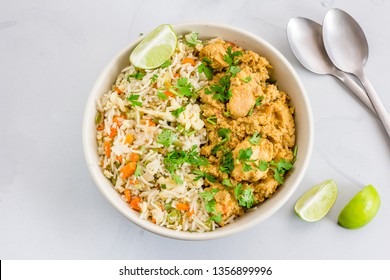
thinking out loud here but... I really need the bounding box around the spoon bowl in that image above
[287,17,376,116]
[323,8,390,140]
[323,9,369,73]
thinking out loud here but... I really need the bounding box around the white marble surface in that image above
[1,0,389,259]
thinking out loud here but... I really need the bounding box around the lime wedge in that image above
[338,185,380,229]
[130,24,177,69]
[295,179,338,222]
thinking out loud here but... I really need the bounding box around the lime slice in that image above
[294,179,338,222]
[338,185,380,229]
[130,24,177,69]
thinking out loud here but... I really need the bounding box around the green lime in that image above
[338,185,380,229]
[294,179,338,222]
[130,24,177,69]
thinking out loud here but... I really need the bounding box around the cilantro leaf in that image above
[238,188,255,208]
[219,151,234,174]
[134,163,142,177]
[206,115,217,125]
[238,148,253,161]
[198,62,214,80]
[170,78,196,98]
[241,76,252,83]
[186,145,209,166]
[242,162,252,172]
[218,128,231,140]
[255,96,263,107]
[249,132,261,145]
[234,185,255,209]
[157,91,168,100]
[184,32,201,47]
[171,106,185,118]
[223,46,243,66]
[157,129,177,147]
[257,160,269,172]
[229,65,241,76]
[127,71,145,81]
[270,159,293,184]
[126,94,142,107]
[193,170,216,183]
[210,213,222,223]
[151,74,158,83]
[160,60,172,68]
[222,178,233,188]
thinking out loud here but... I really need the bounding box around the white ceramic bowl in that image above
[83,23,314,240]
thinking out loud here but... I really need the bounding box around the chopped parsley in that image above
[249,132,261,145]
[160,60,172,68]
[127,71,145,81]
[219,151,234,174]
[126,94,142,107]
[157,129,177,147]
[234,184,255,208]
[193,170,216,183]
[238,147,253,172]
[241,76,252,83]
[171,106,185,118]
[184,32,201,47]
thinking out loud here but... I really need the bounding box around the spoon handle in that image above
[335,71,377,117]
[356,71,390,138]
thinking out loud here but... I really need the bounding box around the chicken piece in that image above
[231,138,274,182]
[253,176,279,203]
[205,184,243,226]
[227,68,261,119]
[261,100,295,147]
[199,39,229,71]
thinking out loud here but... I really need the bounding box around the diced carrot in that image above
[97,123,104,131]
[181,57,196,66]
[176,203,190,211]
[109,127,117,138]
[174,73,180,78]
[187,210,194,217]
[164,82,171,88]
[147,119,156,126]
[130,197,141,211]
[130,153,139,162]
[124,189,131,203]
[113,115,122,127]
[115,87,123,94]
[152,217,156,224]
[125,134,134,145]
[115,155,123,163]
[129,179,139,185]
[120,161,137,179]
[164,90,175,98]
[104,141,111,157]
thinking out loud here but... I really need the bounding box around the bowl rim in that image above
[82,22,314,241]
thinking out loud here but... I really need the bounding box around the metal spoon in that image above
[323,9,390,138]
[286,17,377,117]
